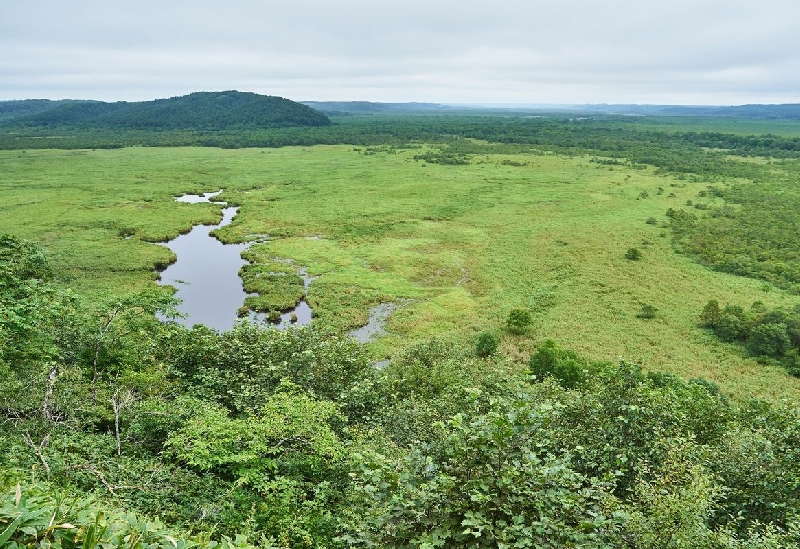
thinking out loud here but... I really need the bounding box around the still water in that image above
[157,192,399,338]
[157,191,313,332]
[348,302,398,343]
[157,197,251,331]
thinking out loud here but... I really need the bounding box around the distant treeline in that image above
[578,103,800,119]
[304,100,800,120]
[3,114,800,165]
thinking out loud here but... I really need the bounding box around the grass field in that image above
[2,145,798,399]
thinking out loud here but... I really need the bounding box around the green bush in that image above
[700,299,721,327]
[529,339,593,388]
[475,331,498,357]
[505,308,532,334]
[747,323,791,357]
[637,304,658,319]
[625,247,642,261]
[162,323,372,416]
[352,400,618,548]
[716,313,747,342]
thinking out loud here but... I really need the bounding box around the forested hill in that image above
[0,98,93,122]
[2,91,331,129]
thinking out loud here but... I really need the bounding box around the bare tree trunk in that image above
[111,388,135,457]
[41,361,58,421]
[112,390,122,456]
[22,432,51,478]
[92,338,102,403]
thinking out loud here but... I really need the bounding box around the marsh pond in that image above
[156,191,397,340]
[156,191,311,331]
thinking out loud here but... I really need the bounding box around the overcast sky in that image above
[2,0,799,105]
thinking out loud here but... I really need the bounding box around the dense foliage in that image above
[701,299,800,375]
[0,481,257,549]
[3,235,800,547]
[670,165,800,293]
[0,99,91,122]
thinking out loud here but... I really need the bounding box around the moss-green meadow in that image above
[4,144,798,398]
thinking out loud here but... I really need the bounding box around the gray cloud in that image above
[2,0,799,103]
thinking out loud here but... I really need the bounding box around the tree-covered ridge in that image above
[0,99,94,122]
[4,91,331,130]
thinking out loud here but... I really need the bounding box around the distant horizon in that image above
[2,93,799,109]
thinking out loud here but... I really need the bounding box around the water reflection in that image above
[175,191,223,204]
[157,191,313,332]
[349,302,398,343]
[158,205,250,331]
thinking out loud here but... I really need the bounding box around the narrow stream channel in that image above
[348,302,398,343]
[275,268,315,327]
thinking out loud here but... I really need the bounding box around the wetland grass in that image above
[2,145,798,398]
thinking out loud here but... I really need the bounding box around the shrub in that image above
[747,323,791,357]
[625,247,642,261]
[505,309,532,335]
[352,400,616,548]
[637,304,658,319]
[715,313,746,342]
[475,331,499,357]
[645,217,658,225]
[529,339,592,388]
[700,299,721,327]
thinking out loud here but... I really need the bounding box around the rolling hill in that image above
[2,91,330,129]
